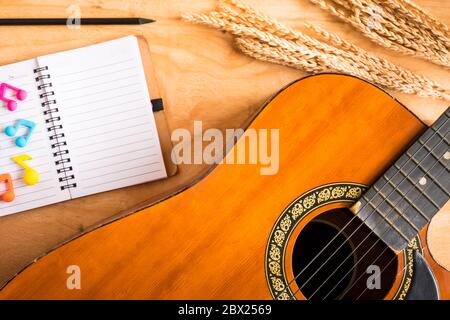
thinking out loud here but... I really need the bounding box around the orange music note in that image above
[0,174,15,202]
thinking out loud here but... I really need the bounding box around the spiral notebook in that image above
[0,36,168,217]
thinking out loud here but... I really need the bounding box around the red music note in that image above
[0,173,15,202]
[0,82,27,112]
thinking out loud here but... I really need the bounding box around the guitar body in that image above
[1,74,449,300]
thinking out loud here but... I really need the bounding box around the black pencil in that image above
[0,18,155,26]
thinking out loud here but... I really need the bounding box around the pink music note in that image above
[0,82,27,112]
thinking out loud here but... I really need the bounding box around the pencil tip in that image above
[138,18,155,24]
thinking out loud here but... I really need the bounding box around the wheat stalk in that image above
[218,1,437,91]
[182,0,450,100]
[309,0,450,67]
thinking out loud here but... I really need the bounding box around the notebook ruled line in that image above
[12,187,55,198]
[75,140,156,158]
[55,58,134,78]
[65,105,146,126]
[67,114,148,135]
[13,178,53,189]
[0,152,48,167]
[69,121,152,144]
[0,97,36,105]
[69,129,154,151]
[1,82,34,90]
[81,162,161,182]
[83,170,162,190]
[79,147,158,166]
[63,90,142,110]
[0,109,43,123]
[62,82,141,102]
[79,157,160,174]
[58,66,137,86]
[1,194,57,210]
[11,170,51,179]
[66,98,143,118]
[58,74,139,94]
[0,76,28,82]
[8,164,52,175]
[0,146,54,158]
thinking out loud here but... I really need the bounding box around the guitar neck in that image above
[354,107,450,252]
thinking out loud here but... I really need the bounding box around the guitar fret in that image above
[359,108,449,252]
[405,149,449,197]
[356,199,409,252]
[394,198,429,229]
[379,170,431,222]
[378,173,430,227]
[370,175,429,230]
[372,184,420,233]
[432,128,450,144]
[365,201,412,242]
[434,114,450,135]
[393,163,440,210]
[363,200,412,242]
[432,109,449,131]
[412,141,450,176]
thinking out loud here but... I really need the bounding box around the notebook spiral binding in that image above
[34,66,77,191]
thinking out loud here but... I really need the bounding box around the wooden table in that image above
[0,0,449,287]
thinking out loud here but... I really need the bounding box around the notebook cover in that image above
[137,36,178,178]
[3,37,178,219]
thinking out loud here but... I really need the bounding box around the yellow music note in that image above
[11,154,40,186]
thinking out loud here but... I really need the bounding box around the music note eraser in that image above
[11,154,40,186]
[0,82,27,111]
[5,119,36,148]
[24,168,39,186]
[0,173,15,202]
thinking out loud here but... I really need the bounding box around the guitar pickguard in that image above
[405,252,439,300]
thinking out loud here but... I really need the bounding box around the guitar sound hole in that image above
[292,208,398,300]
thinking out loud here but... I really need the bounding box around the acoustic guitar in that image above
[1,74,449,300]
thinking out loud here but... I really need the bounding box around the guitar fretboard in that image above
[355,107,449,252]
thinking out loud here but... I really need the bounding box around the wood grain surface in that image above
[0,0,449,288]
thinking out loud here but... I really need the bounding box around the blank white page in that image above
[37,36,167,199]
[0,59,68,217]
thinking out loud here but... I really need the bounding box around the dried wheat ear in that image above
[309,0,450,68]
[183,0,449,100]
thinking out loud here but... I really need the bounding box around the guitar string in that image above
[342,245,390,299]
[298,128,449,299]
[282,116,448,299]
[285,119,446,299]
[354,238,429,300]
[351,139,449,301]
[354,157,448,300]
[331,229,429,300]
[349,116,449,300]
[318,136,449,300]
[321,135,449,299]
[282,121,443,298]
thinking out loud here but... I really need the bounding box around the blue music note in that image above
[5,119,36,148]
